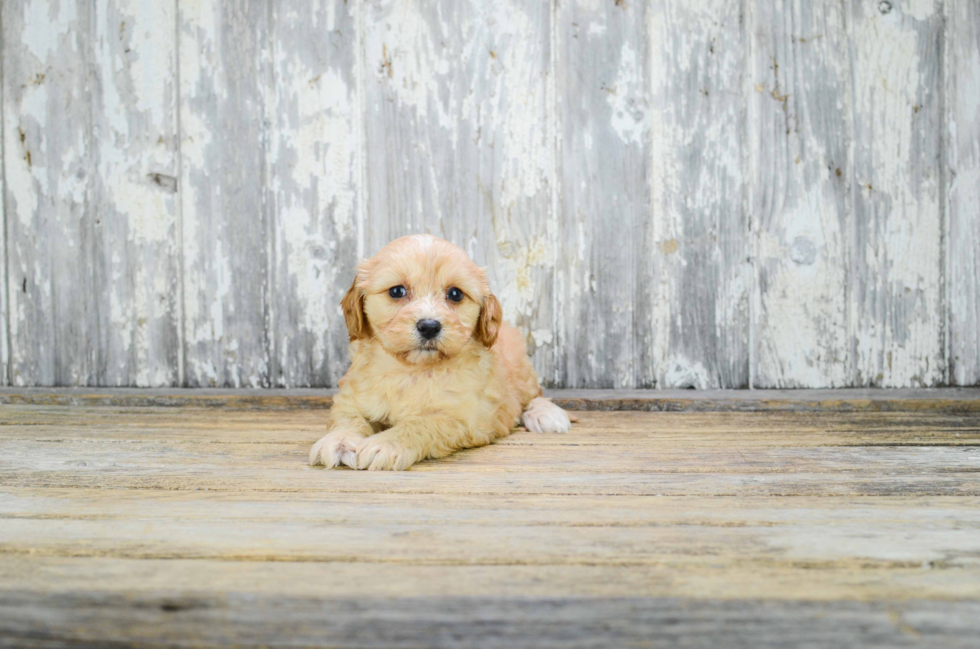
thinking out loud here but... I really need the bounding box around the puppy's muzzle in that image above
[416,319,442,341]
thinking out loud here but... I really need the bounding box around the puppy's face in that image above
[342,235,502,364]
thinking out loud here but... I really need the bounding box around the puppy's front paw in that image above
[522,397,571,433]
[309,430,364,468]
[355,431,423,471]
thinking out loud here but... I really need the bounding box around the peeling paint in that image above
[1,0,972,389]
[607,41,647,146]
[945,0,980,386]
[651,0,748,389]
[901,0,937,21]
[749,0,851,389]
[4,0,180,386]
[0,59,5,384]
[850,0,944,387]
[272,0,360,387]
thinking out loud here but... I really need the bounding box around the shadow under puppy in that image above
[310,234,572,471]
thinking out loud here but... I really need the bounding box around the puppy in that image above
[309,234,571,471]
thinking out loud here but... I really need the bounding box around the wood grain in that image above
[946,0,980,386]
[848,0,944,387]
[1,403,979,646]
[750,0,850,387]
[361,0,557,383]
[270,0,361,387]
[3,589,978,649]
[650,0,749,389]
[2,408,979,497]
[0,0,978,389]
[2,0,181,387]
[0,34,6,387]
[556,0,653,389]
[178,0,273,387]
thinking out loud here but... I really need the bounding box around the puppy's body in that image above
[310,235,570,471]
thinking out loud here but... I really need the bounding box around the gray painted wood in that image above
[2,0,181,387]
[269,0,361,387]
[178,0,274,387]
[848,0,944,387]
[946,0,980,386]
[0,0,977,389]
[750,0,850,387]
[557,0,653,389]
[361,0,556,384]
[3,592,978,649]
[650,0,749,389]
[0,27,6,387]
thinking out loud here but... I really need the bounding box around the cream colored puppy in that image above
[309,234,571,471]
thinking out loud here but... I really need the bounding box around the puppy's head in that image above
[342,235,502,364]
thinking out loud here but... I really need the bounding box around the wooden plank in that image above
[2,587,978,649]
[3,412,980,447]
[2,403,978,645]
[556,0,653,388]
[2,489,979,567]
[650,0,749,389]
[848,0,944,387]
[2,407,979,448]
[5,436,979,475]
[2,408,979,495]
[750,0,850,387]
[5,511,975,567]
[1,556,978,602]
[946,0,980,386]
[178,0,273,387]
[2,471,968,497]
[2,387,980,411]
[0,27,6,387]
[2,0,181,387]
[548,392,980,412]
[5,489,978,526]
[361,0,556,382]
[270,0,361,387]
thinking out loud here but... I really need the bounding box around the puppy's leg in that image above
[521,397,571,433]
[310,411,373,469]
[356,417,495,471]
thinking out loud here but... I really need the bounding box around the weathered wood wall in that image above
[0,0,977,389]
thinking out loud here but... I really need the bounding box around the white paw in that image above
[521,397,571,433]
[355,431,422,471]
[309,430,364,468]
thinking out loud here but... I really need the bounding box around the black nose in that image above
[416,319,442,340]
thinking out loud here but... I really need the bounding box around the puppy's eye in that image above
[388,286,407,299]
[447,287,464,302]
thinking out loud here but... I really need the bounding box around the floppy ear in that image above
[474,293,503,348]
[341,276,370,341]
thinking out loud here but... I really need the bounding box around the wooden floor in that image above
[2,392,980,647]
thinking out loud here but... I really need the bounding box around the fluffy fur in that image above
[310,234,571,471]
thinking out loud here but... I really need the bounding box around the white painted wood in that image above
[0,0,974,389]
[361,0,557,383]
[750,0,850,387]
[557,0,653,388]
[650,0,749,388]
[2,0,180,387]
[270,0,361,387]
[848,0,944,387]
[946,0,980,386]
[178,0,273,387]
[0,23,6,387]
